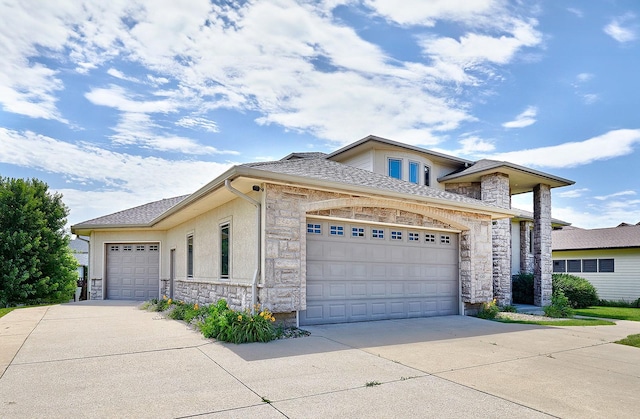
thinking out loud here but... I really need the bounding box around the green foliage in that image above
[615,334,640,348]
[544,290,574,318]
[496,317,614,326]
[477,299,500,319]
[573,306,640,322]
[0,177,78,307]
[512,273,534,304]
[552,274,599,309]
[597,298,640,308]
[500,304,517,313]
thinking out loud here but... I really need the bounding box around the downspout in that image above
[224,180,261,315]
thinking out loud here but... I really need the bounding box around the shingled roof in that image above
[76,195,189,226]
[243,158,499,208]
[552,224,640,250]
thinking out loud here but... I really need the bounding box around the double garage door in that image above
[301,220,459,325]
[106,243,160,300]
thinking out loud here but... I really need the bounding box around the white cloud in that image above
[567,8,583,18]
[594,190,637,201]
[556,188,589,198]
[582,93,599,105]
[85,85,179,114]
[604,14,638,43]
[0,127,235,225]
[490,129,640,168]
[440,136,495,156]
[553,199,640,229]
[576,73,593,83]
[176,117,220,133]
[364,0,499,27]
[502,106,537,128]
[107,68,140,83]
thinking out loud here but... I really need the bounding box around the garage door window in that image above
[408,232,420,241]
[372,229,384,239]
[352,227,365,238]
[307,223,321,234]
[187,235,194,278]
[330,225,344,236]
[391,230,402,240]
[425,234,435,243]
[440,235,451,244]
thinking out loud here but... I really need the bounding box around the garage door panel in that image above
[106,243,159,300]
[301,221,459,325]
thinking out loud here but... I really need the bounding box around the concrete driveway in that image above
[1,302,639,418]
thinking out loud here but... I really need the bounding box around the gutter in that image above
[224,179,261,315]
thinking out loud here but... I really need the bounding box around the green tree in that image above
[0,177,78,307]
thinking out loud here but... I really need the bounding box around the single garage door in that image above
[300,220,459,325]
[106,243,160,300]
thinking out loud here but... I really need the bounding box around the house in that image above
[552,224,640,302]
[71,135,574,325]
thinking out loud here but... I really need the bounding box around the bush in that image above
[552,274,599,308]
[598,298,640,308]
[544,290,574,318]
[477,299,500,319]
[500,304,517,313]
[512,273,534,304]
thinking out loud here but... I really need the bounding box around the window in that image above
[149,245,159,252]
[408,232,420,241]
[440,235,451,244]
[599,258,615,273]
[307,223,321,234]
[409,161,419,184]
[425,234,436,243]
[391,230,402,240]
[529,229,534,253]
[352,227,365,237]
[583,259,597,273]
[110,245,119,252]
[388,158,402,180]
[372,229,384,239]
[220,224,229,279]
[567,259,581,273]
[123,245,132,252]
[424,165,431,187]
[136,245,145,251]
[330,225,344,236]
[553,260,566,273]
[187,235,194,278]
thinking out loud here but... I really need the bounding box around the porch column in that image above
[481,173,511,306]
[520,221,534,273]
[533,183,552,306]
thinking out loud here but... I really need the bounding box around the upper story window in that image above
[388,158,402,180]
[424,166,431,187]
[409,161,419,184]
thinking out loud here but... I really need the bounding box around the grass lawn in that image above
[573,306,640,321]
[0,307,17,319]
[616,334,640,348]
[495,318,615,326]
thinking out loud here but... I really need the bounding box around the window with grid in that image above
[136,245,145,251]
[408,232,420,241]
[351,227,365,238]
[391,230,402,240]
[425,234,435,243]
[307,223,321,234]
[123,245,132,251]
[440,235,451,244]
[330,225,344,236]
[372,229,384,239]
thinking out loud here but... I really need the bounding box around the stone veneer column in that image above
[533,184,552,306]
[519,221,534,273]
[481,173,511,306]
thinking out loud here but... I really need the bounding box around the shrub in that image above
[552,274,599,308]
[500,304,517,313]
[512,273,534,304]
[477,299,500,319]
[544,290,574,318]
[598,298,640,308]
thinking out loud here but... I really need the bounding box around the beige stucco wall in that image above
[164,194,259,283]
[552,248,640,301]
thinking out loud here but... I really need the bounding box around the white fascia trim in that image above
[306,215,462,234]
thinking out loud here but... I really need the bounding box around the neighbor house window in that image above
[424,166,431,187]
[409,161,419,184]
[599,258,615,273]
[567,259,581,273]
[553,260,566,273]
[187,235,194,278]
[220,224,229,279]
[388,158,402,180]
[582,259,597,273]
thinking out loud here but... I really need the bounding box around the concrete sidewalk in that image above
[1,302,639,418]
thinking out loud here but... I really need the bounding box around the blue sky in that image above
[1,0,639,229]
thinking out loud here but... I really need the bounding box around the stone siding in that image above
[160,279,170,298]
[90,278,102,300]
[534,184,552,306]
[519,221,534,273]
[445,182,482,200]
[481,173,512,306]
[174,280,252,311]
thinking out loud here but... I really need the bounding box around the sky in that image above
[1,0,639,230]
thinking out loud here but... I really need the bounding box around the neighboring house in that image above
[552,224,640,302]
[71,135,573,325]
